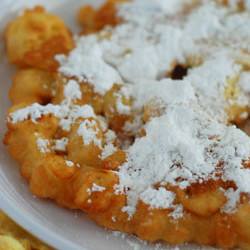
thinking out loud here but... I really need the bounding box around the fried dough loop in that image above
[5,6,74,71]
[4,1,250,249]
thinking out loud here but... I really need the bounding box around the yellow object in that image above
[0,211,52,250]
[0,236,25,250]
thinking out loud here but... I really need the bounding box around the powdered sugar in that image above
[56,36,123,95]
[184,2,225,40]
[217,12,250,52]
[9,103,95,131]
[140,187,175,210]
[239,72,250,94]
[9,103,61,124]
[64,79,82,101]
[87,183,106,195]
[65,160,74,167]
[53,138,68,152]
[115,92,131,115]
[77,119,102,147]
[7,0,250,219]
[221,188,240,214]
[104,130,116,144]
[101,144,117,160]
[118,0,194,25]
[131,78,195,110]
[185,52,243,121]
[170,205,184,220]
[36,138,50,153]
[116,104,250,216]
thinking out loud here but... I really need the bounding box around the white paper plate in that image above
[0,1,217,249]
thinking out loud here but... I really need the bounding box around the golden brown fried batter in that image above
[4,116,250,249]
[77,0,126,34]
[3,2,250,250]
[5,6,74,71]
[10,69,56,105]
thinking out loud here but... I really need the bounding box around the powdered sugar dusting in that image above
[101,144,117,160]
[87,183,106,195]
[185,52,243,122]
[64,79,82,101]
[170,205,184,220]
[65,160,74,167]
[53,138,68,152]
[116,104,250,216]
[36,138,50,153]
[221,188,240,214]
[140,187,175,210]
[131,79,195,110]
[56,36,123,95]
[118,0,194,25]
[239,72,250,94]
[7,0,250,220]
[9,103,95,132]
[77,119,102,147]
[9,103,61,124]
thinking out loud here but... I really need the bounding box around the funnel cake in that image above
[4,1,250,249]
